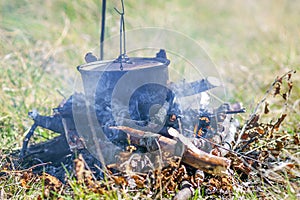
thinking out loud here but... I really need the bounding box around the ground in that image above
[0,0,299,199]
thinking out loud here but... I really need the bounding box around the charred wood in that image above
[169,77,221,97]
[20,135,71,164]
[28,112,64,134]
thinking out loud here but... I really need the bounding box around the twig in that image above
[233,70,296,151]
[0,162,51,174]
[184,128,264,165]
[19,123,38,158]
[80,154,97,181]
[154,138,163,200]
[244,134,290,155]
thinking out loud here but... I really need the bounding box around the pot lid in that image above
[78,49,170,72]
[77,57,170,72]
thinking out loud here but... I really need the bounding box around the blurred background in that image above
[0,0,299,149]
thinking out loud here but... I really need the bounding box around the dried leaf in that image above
[282,93,287,100]
[274,82,281,96]
[249,114,260,127]
[293,134,299,145]
[130,174,146,188]
[211,148,221,156]
[20,178,31,189]
[40,173,63,198]
[264,102,269,114]
[275,140,284,151]
[287,72,292,81]
[277,76,283,84]
[42,172,62,189]
[20,171,33,189]
[232,158,251,175]
[74,155,85,183]
[288,81,293,95]
[73,154,94,186]
[255,126,265,135]
[241,132,249,140]
[273,114,287,131]
[221,177,232,191]
[112,176,127,186]
[259,150,269,161]
[209,178,221,189]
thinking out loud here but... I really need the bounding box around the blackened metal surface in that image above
[78,56,170,124]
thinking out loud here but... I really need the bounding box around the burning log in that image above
[19,134,71,163]
[110,126,231,175]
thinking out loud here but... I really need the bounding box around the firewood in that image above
[173,180,194,200]
[110,126,230,175]
[20,135,72,163]
[168,127,230,174]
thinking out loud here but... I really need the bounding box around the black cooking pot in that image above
[77,50,170,123]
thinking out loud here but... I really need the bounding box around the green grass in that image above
[0,0,299,199]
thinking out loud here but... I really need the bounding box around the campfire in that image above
[20,47,244,172]
[17,45,249,198]
[15,51,297,199]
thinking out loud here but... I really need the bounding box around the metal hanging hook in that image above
[114,0,128,70]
